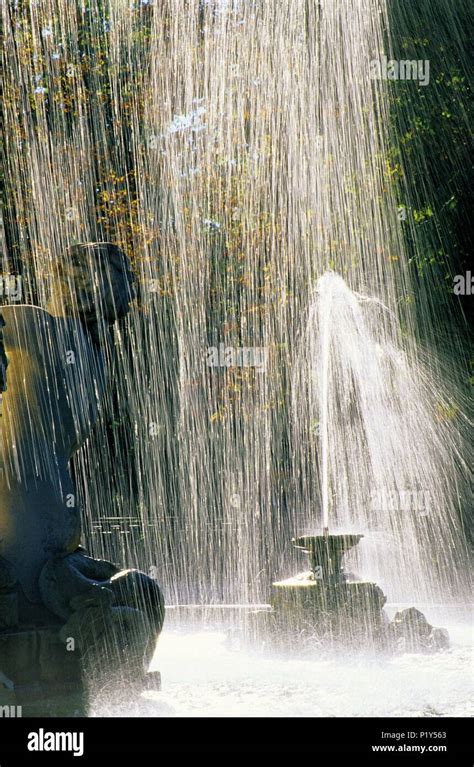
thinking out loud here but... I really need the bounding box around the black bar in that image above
[0,717,470,763]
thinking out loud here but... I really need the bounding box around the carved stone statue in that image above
[0,243,164,681]
[0,314,7,396]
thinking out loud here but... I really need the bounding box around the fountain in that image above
[269,531,449,651]
[271,533,387,645]
[293,271,469,601]
[267,272,457,650]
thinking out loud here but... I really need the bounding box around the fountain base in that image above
[0,624,163,716]
[0,626,87,716]
[262,534,449,650]
[257,533,387,644]
[0,548,165,716]
[271,574,387,643]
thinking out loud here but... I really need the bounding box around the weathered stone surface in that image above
[40,551,165,677]
[271,535,388,645]
[0,556,19,632]
[268,535,449,654]
[271,573,387,645]
[0,594,18,630]
[0,243,164,691]
[0,626,86,715]
[0,627,82,685]
[0,243,135,606]
[293,534,364,585]
[0,313,7,395]
[0,555,17,593]
[386,607,449,652]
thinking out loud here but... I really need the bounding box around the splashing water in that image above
[294,272,469,602]
[1,0,471,618]
[93,610,473,717]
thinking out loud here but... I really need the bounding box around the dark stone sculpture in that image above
[386,607,449,653]
[0,243,164,706]
[0,314,7,396]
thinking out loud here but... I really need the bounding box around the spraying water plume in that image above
[293,272,470,603]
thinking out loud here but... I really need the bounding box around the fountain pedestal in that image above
[239,534,449,652]
[0,618,163,716]
[0,626,87,716]
[270,534,387,643]
[0,552,164,716]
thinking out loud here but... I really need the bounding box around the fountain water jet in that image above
[292,272,469,605]
[270,270,468,647]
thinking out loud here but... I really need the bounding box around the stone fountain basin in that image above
[292,534,363,553]
[291,533,364,584]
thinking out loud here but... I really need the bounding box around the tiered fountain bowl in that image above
[292,533,363,585]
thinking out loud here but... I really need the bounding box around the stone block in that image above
[0,593,18,630]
